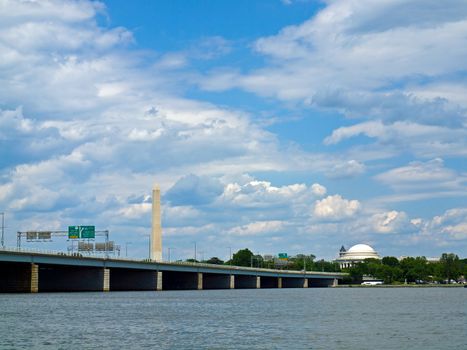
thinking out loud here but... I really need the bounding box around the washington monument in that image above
[150,184,162,261]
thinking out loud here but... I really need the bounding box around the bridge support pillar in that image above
[229,275,235,289]
[303,278,308,288]
[277,277,282,288]
[103,268,110,292]
[30,263,39,293]
[197,273,203,290]
[0,262,39,293]
[156,271,163,291]
[256,276,261,289]
[333,278,338,287]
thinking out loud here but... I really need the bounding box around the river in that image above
[0,288,465,349]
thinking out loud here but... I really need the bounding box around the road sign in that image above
[278,253,288,260]
[80,226,95,239]
[68,226,80,239]
[68,226,95,239]
[26,232,38,241]
[38,231,51,240]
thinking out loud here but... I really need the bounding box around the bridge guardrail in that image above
[0,246,347,276]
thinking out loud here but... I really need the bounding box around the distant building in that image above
[398,256,440,263]
[262,254,274,261]
[335,244,381,268]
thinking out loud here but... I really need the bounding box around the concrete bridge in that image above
[0,248,346,293]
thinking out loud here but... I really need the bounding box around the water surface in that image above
[0,288,465,349]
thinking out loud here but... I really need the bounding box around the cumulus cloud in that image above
[220,180,308,209]
[228,220,284,236]
[326,159,365,179]
[324,120,467,158]
[375,158,465,191]
[426,208,467,240]
[371,210,411,234]
[199,0,467,167]
[311,183,326,197]
[0,0,299,253]
[313,195,360,221]
[1,0,466,258]
[166,174,224,206]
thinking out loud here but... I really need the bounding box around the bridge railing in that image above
[0,246,347,276]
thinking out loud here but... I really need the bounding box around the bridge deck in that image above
[0,248,346,293]
[0,248,345,279]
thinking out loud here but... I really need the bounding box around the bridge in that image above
[0,248,346,293]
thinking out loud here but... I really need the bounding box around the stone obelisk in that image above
[150,184,162,261]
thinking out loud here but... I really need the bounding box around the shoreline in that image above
[336,284,465,288]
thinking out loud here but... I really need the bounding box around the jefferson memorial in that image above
[335,244,381,268]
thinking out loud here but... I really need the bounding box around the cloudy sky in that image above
[1,0,466,260]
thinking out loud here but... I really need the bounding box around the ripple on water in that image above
[0,288,466,350]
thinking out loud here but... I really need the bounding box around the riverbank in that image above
[336,284,465,288]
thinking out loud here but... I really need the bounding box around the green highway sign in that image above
[68,226,80,239]
[278,253,288,260]
[68,225,95,239]
[80,226,95,239]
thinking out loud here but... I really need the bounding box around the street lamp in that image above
[125,242,132,257]
[167,247,175,262]
[0,212,4,248]
[227,246,232,265]
[192,241,197,262]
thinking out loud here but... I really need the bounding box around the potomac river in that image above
[0,288,465,350]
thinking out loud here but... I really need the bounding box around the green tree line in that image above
[194,249,466,284]
[194,248,340,272]
[344,253,467,284]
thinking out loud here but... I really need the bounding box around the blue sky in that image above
[0,0,466,260]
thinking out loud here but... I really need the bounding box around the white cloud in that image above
[325,120,467,158]
[313,194,360,220]
[199,0,467,166]
[228,220,284,236]
[375,158,465,191]
[311,183,326,197]
[371,210,410,234]
[426,208,467,240]
[326,159,365,178]
[118,203,151,219]
[220,180,308,208]
[1,0,466,258]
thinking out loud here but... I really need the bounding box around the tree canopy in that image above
[343,253,465,284]
[231,248,254,267]
[206,257,224,265]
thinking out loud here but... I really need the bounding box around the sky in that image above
[0,0,466,261]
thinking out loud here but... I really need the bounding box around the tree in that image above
[382,256,399,267]
[231,248,254,267]
[252,254,263,268]
[439,253,461,282]
[206,257,224,265]
[400,257,429,282]
[289,254,316,271]
[313,259,341,272]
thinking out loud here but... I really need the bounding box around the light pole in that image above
[192,241,197,262]
[0,212,4,248]
[125,242,132,257]
[227,246,232,265]
[167,247,175,262]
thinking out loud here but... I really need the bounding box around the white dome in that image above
[347,244,376,254]
[336,243,380,268]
